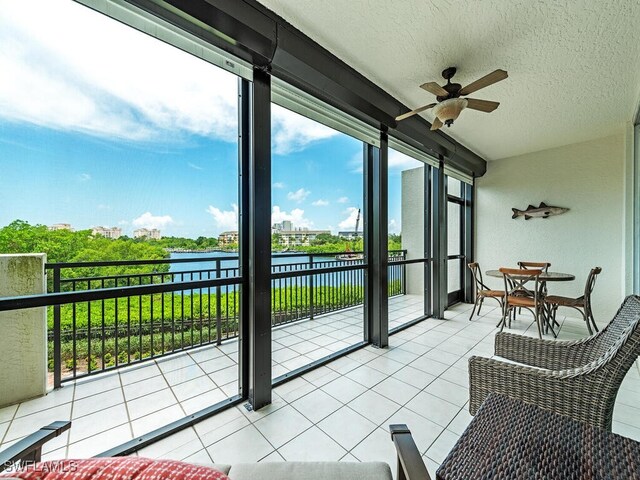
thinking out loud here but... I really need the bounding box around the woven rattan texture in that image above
[437,394,640,480]
[469,295,640,430]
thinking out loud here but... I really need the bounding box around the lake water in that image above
[169,251,339,273]
[167,252,405,291]
[168,252,362,287]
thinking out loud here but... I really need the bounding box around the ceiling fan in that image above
[396,67,508,130]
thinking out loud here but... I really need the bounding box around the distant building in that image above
[48,223,73,232]
[91,226,122,239]
[338,231,364,240]
[218,231,239,246]
[134,228,161,240]
[271,220,293,234]
[277,228,331,247]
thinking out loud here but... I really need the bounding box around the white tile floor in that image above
[1,299,639,480]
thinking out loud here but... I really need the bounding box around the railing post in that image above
[53,266,62,389]
[402,251,407,295]
[309,254,314,319]
[215,259,222,345]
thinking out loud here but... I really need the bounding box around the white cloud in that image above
[0,0,237,143]
[388,218,400,234]
[0,1,359,156]
[389,150,422,170]
[349,152,364,174]
[206,204,238,231]
[312,199,329,206]
[188,162,203,170]
[349,150,422,174]
[118,220,129,225]
[337,196,349,204]
[132,212,174,230]
[272,104,338,154]
[272,182,285,189]
[287,188,310,203]
[97,204,111,210]
[271,206,313,229]
[338,207,361,230]
[78,173,91,182]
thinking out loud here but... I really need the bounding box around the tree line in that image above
[0,221,403,277]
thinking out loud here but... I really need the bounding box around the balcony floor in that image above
[1,299,638,478]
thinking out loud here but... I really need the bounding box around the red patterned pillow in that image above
[0,457,230,480]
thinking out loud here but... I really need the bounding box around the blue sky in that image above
[0,0,421,238]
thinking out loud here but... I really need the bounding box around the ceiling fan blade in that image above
[430,117,443,131]
[420,82,449,97]
[459,69,508,95]
[466,98,500,112]
[395,103,436,121]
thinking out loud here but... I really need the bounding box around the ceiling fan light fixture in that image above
[432,98,468,126]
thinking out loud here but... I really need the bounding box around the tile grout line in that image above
[117,370,136,451]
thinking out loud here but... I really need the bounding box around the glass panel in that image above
[448,259,462,294]
[270,103,365,379]
[0,0,241,437]
[388,149,427,330]
[448,202,461,257]
[447,177,462,197]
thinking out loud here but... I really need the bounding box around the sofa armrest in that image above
[0,421,71,472]
[389,424,431,480]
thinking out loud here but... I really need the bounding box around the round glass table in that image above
[485,270,575,337]
[485,270,575,282]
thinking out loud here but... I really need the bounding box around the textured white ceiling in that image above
[257,0,640,160]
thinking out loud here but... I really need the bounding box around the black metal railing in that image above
[39,250,405,384]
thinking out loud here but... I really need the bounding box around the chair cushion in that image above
[227,462,392,480]
[0,458,230,480]
[545,295,584,307]
[506,295,536,307]
[480,289,504,297]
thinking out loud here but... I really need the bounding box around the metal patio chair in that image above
[467,262,504,320]
[511,262,552,330]
[517,261,551,272]
[499,267,545,338]
[545,267,602,335]
[469,295,640,431]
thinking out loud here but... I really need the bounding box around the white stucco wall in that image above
[475,133,626,324]
[401,166,425,295]
[0,254,48,407]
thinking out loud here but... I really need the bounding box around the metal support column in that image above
[424,166,432,317]
[634,123,640,294]
[364,134,389,347]
[238,78,251,400]
[431,160,447,319]
[462,181,474,303]
[246,69,271,410]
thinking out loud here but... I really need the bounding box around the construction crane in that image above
[336,208,362,261]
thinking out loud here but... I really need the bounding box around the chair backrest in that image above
[499,267,542,301]
[579,295,640,362]
[577,295,640,428]
[584,266,602,304]
[517,261,551,272]
[468,262,488,291]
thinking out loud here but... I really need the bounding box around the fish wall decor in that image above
[512,202,569,220]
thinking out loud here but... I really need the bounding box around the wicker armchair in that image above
[469,295,640,430]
